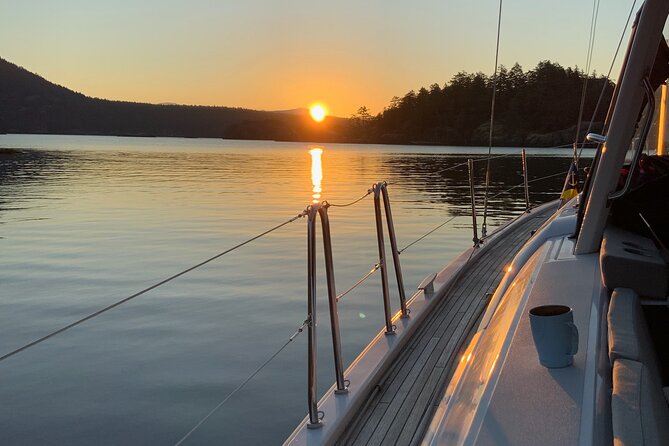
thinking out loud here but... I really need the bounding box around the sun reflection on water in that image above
[309,147,323,203]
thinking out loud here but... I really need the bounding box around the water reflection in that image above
[0,136,588,445]
[309,146,323,203]
[0,149,78,221]
[381,154,584,225]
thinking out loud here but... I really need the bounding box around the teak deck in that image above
[337,207,554,446]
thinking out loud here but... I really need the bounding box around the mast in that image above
[576,0,669,254]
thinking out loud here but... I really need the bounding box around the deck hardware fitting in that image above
[307,411,325,430]
[418,272,438,295]
[585,132,607,144]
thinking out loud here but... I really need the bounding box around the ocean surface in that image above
[0,135,592,445]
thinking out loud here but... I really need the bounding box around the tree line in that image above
[347,61,614,147]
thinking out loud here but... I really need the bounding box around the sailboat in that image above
[286,0,669,444]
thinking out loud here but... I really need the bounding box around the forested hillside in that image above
[350,61,613,147]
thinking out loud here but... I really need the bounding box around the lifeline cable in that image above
[0,211,307,364]
[336,263,381,302]
[328,189,373,207]
[173,318,310,446]
[398,216,458,254]
[487,168,579,201]
[435,153,514,177]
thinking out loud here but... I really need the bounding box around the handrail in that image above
[305,202,347,429]
[302,183,411,426]
[372,182,409,329]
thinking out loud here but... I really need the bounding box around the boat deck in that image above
[337,207,554,446]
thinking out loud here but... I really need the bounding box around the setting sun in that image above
[309,104,327,122]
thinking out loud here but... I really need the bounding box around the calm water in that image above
[0,135,590,445]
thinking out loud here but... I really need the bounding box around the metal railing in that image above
[301,151,541,426]
[303,182,409,428]
[372,181,409,331]
[304,202,347,429]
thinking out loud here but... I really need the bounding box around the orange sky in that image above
[0,0,637,116]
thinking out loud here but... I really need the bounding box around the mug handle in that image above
[566,322,579,355]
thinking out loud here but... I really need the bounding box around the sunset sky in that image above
[0,0,639,116]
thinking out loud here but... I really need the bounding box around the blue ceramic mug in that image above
[529,305,578,368]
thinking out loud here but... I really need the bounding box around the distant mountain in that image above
[273,107,309,115]
[0,58,348,141]
[0,57,614,147]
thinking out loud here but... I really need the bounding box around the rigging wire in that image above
[577,0,638,163]
[0,211,307,364]
[174,318,310,446]
[481,0,504,238]
[574,0,602,154]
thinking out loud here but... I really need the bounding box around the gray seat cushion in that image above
[608,289,659,364]
[612,358,669,446]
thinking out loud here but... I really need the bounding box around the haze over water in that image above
[0,135,587,444]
